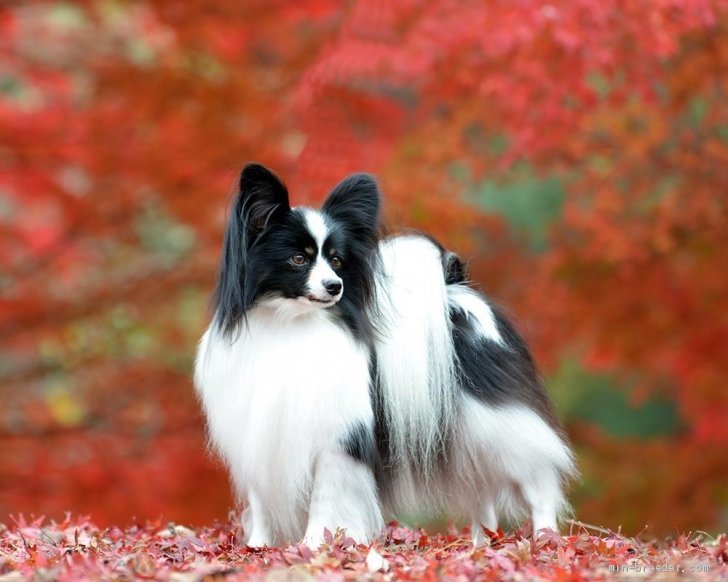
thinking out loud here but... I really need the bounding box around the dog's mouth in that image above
[306,295,337,306]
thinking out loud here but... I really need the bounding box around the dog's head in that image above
[214,163,381,333]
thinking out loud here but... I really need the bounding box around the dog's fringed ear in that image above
[239,163,290,241]
[323,173,381,241]
[214,163,289,336]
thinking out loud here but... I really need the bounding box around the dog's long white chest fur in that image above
[194,305,382,545]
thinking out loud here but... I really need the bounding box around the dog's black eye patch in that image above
[321,228,347,262]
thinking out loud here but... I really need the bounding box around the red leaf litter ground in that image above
[1,516,726,580]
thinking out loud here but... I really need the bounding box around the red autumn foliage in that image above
[1,517,726,580]
[0,0,727,537]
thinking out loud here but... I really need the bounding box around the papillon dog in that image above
[194,163,576,547]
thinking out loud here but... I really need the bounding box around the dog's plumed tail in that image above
[374,235,459,471]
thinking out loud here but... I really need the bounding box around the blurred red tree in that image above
[1,1,726,533]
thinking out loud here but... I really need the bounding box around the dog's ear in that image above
[238,163,290,240]
[323,173,380,239]
[214,163,289,336]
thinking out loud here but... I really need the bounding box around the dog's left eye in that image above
[330,256,343,270]
[290,253,308,266]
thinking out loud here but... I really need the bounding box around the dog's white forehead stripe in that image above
[302,209,329,251]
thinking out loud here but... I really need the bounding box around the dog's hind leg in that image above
[518,469,562,534]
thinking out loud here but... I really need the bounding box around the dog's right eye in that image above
[290,253,308,266]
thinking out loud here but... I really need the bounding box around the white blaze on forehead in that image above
[301,208,329,250]
[301,208,341,299]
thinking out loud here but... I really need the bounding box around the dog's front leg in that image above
[303,450,383,547]
[243,490,275,547]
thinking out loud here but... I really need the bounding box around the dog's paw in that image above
[301,534,324,549]
[245,534,273,549]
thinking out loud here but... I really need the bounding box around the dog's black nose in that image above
[324,280,342,296]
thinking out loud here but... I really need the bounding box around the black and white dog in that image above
[194,163,575,547]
